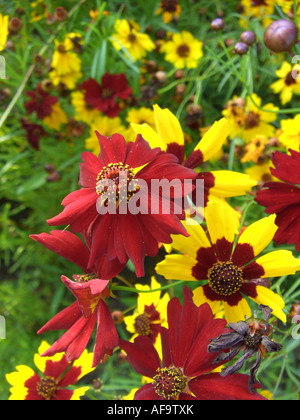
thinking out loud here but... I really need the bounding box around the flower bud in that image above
[240,30,257,45]
[233,41,249,55]
[264,19,298,53]
[9,17,23,34]
[55,7,68,21]
[210,18,224,31]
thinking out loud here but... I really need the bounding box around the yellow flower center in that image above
[208,261,243,296]
[36,377,57,400]
[153,366,187,400]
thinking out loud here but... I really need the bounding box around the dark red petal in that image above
[184,149,204,169]
[92,299,119,367]
[58,365,82,387]
[24,373,43,400]
[242,261,265,280]
[54,389,74,400]
[30,230,90,272]
[44,356,69,380]
[119,336,161,379]
[95,132,127,165]
[166,143,185,165]
[256,182,300,214]
[125,134,161,168]
[134,383,160,400]
[202,284,244,306]
[213,237,233,262]
[38,302,81,334]
[188,373,265,400]
[271,149,300,184]
[273,204,300,251]
[232,243,255,267]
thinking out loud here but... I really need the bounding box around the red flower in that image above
[119,287,265,400]
[30,230,119,366]
[81,72,132,117]
[47,133,197,277]
[255,149,300,251]
[21,119,48,150]
[25,83,58,119]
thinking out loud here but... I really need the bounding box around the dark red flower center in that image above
[285,71,297,86]
[102,88,113,99]
[245,111,260,129]
[36,377,57,400]
[128,33,137,43]
[176,44,190,58]
[161,0,179,12]
[208,261,243,296]
[134,313,152,335]
[244,330,263,350]
[152,366,187,399]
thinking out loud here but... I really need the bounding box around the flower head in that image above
[120,287,266,400]
[208,305,282,393]
[111,19,155,61]
[270,62,300,105]
[46,133,197,277]
[256,148,300,251]
[25,83,58,119]
[160,31,203,69]
[240,0,276,27]
[156,200,300,323]
[81,73,132,118]
[278,114,300,151]
[156,0,182,23]
[5,341,95,400]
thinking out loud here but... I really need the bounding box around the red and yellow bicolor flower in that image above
[5,341,95,400]
[156,201,300,323]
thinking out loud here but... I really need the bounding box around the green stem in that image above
[111,280,186,294]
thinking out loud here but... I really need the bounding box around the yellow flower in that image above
[85,115,128,155]
[245,160,275,183]
[0,14,9,51]
[123,277,170,349]
[278,114,300,151]
[111,19,156,61]
[5,341,95,400]
[30,0,48,22]
[276,0,300,17]
[156,200,300,323]
[126,107,155,141]
[156,0,182,23]
[240,0,276,27]
[71,91,101,125]
[241,135,269,163]
[270,62,300,105]
[160,31,203,69]
[43,102,68,131]
[223,93,279,143]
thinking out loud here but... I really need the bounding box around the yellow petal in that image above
[256,250,300,278]
[205,200,238,244]
[194,118,229,162]
[192,286,222,315]
[209,170,257,197]
[73,349,96,379]
[238,214,277,257]
[249,286,286,323]
[156,254,197,281]
[130,122,165,150]
[6,365,36,400]
[71,386,90,400]
[153,104,184,146]
[223,298,252,324]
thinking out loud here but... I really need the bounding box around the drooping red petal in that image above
[188,373,265,400]
[79,151,103,187]
[119,336,161,379]
[270,149,300,184]
[95,132,127,166]
[38,302,82,334]
[134,383,160,400]
[125,134,161,168]
[30,230,90,273]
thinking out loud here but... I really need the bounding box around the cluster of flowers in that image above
[2,0,300,400]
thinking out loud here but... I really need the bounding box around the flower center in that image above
[176,44,190,58]
[96,162,139,204]
[161,0,179,12]
[72,273,97,283]
[285,71,297,86]
[208,261,243,296]
[134,313,152,336]
[245,111,260,129]
[244,330,263,350]
[36,377,57,400]
[102,88,113,99]
[153,367,187,400]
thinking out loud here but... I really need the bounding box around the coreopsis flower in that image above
[208,305,282,393]
[25,83,58,119]
[156,0,182,23]
[240,0,276,27]
[223,93,279,143]
[30,0,48,22]
[111,19,156,61]
[256,149,300,251]
[21,119,48,150]
[278,114,300,151]
[46,133,197,277]
[120,287,266,400]
[245,160,275,186]
[241,135,269,163]
[30,230,121,365]
[156,200,300,323]
[160,31,203,69]
[81,73,132,118]
[132,104,257,207]
[0,14,9,51]
[270,62,300,105]
[123,277,170,344]
[5,341,95,400]
[43,102,68,131]
[85,115,128,155]
[49,38,82,89]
